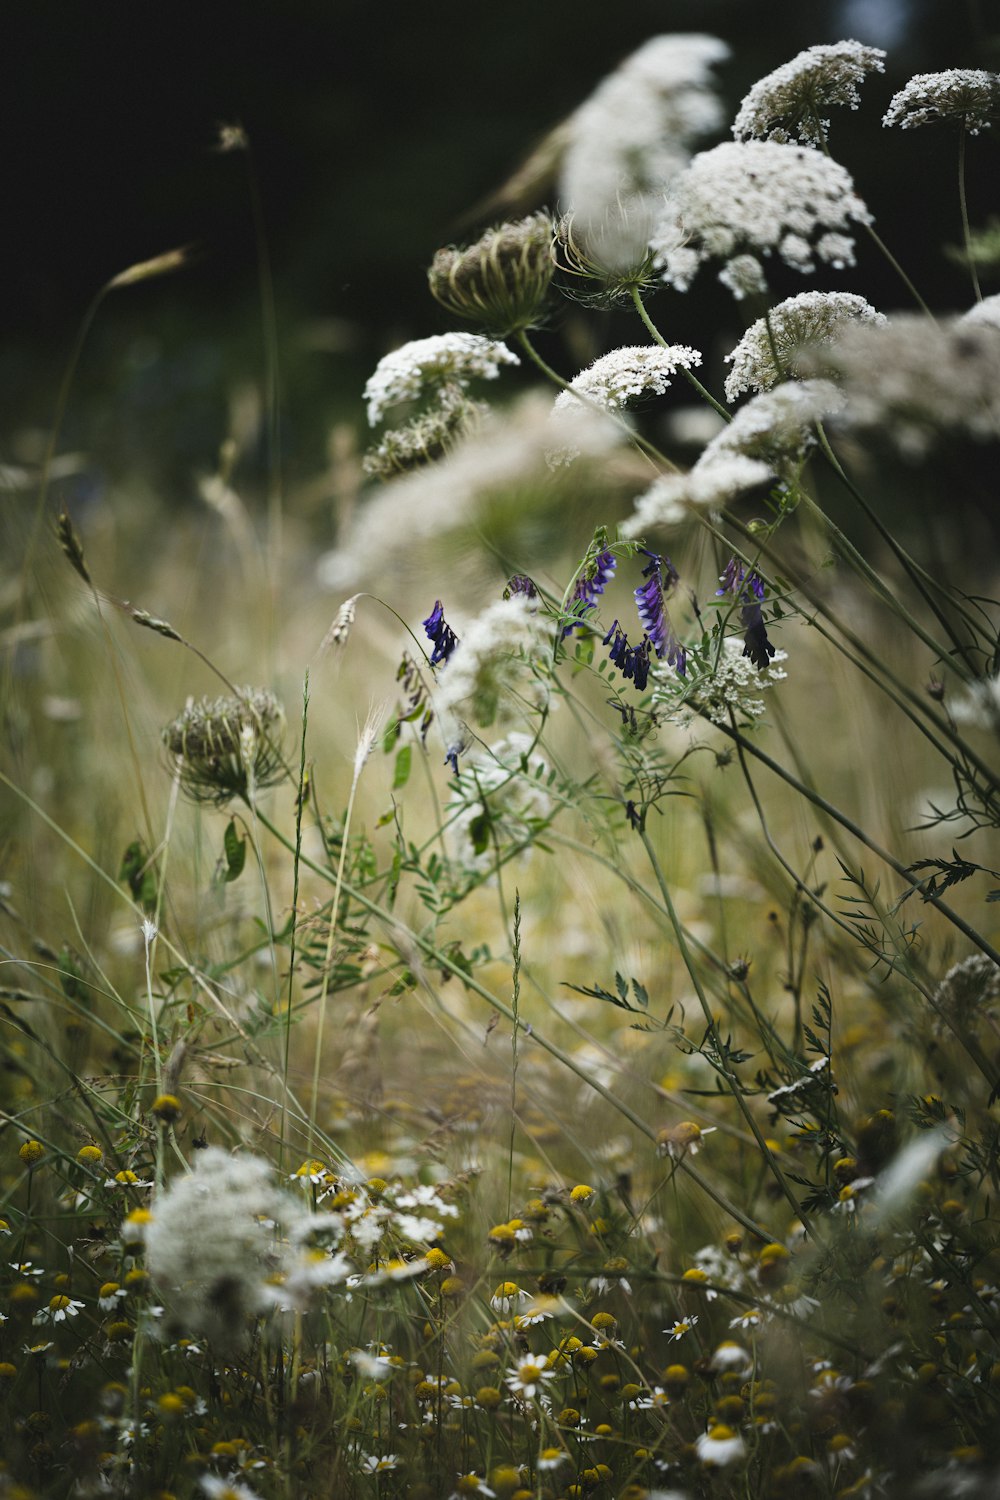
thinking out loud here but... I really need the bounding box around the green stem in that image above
[629,287,732,422]
[638,828,812,1234]
[861,222,935,318]
[958,127,983,304]
[712,721,1000,978]
[815,423,985,662]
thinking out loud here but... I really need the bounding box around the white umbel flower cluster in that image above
[146,1149,318,1348]
[561,34,729,263]
[883,69,1000,134]
[363,333,519,426]
[549,344,702,463]
[554,344,702,415]
[723,291,886,400]
[651,141,872,292]
[959,294,1000,332]
[732,40,886,145]
[817,313,1000,456]
[652,636,788,729]
[703,378,845,470]
[622,454,772,535]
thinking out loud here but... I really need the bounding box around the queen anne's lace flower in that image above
[816,314,1000,456]
[650,141,871,291]
[959,294,1000,332]
[883,69,1000,134]
[622,454,772,535]
[702,379,845,470]
[553,345,702,418]
[364,333,519,426]
[653,636,788,729]
[732,41,886,145]
[723,291,886,400]
[560,34,728,268]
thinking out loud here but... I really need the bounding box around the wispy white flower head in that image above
[732,40,886,146]
[817,314,1000,456]
[363,333,519,426]
[146,1149,325,1348]
[959,294,1000,333]
[717,253,768,301]
[448,732,553,877]
[561,35,729,268]
[435,595,553,744]
[702,378,845,470]
[723,291,886,400]
[320,393,621,586]
[883,69,1000,134]
[622,454,771,536]
[549,344,702,464]
[651,141,872,292]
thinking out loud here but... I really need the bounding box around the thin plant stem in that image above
[629,287,732,421]
[279,673,310,1173]
[507,892,521,1221]
[711,719,1000,976]
[637,828,813,1234]
[958,127,983,304]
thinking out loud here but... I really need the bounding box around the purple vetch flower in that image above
[718,557,776,670]
[602,620,651,691]
[634,551,686,675]
[504,574,539,602]
[562,548,617,637]
[423,600,459,667]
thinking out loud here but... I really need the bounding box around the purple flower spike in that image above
[563,548,617,637]
[423,600,459,667]
[603,620,652,691]
[634,552,685,675]
[718,557,776,671]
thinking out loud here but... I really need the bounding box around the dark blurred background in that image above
[2,0,998,506]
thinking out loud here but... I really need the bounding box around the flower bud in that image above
[428,214,555,334]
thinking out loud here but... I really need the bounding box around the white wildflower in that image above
[549,344,702,461]
[710,1340,753,1375]
[664,1314,699,1340]
[873,1129,950,1222]
[723,291,886,400]
[435,595,553,739]
[717,253,768,301]
[554,344,703,414]
[448,732,554,877]
[506,1354,556,1399]
[703,378,844,470]
[561,35,729,268]
[651,141,871,292]
[652,637,788,730]
[363,333,519,427]
[818,313,1000,456]
[145,1149,315,1348]
[201,1478,263,1500]
[695,1425,746,1467]
[733,41,886,145]
[959,294,1000,332]
[622,454,772,536]
[883,69,1000,134]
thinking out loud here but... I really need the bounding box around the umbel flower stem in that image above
[716,513,1000,800]
[713,718,1000,979]
[958,126,983,304]
[629,288,731,422]
[814,423,987,666]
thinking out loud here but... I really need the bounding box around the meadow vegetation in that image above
[2,34,1000,1500]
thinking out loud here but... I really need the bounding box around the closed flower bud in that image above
[428,214,556,335]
